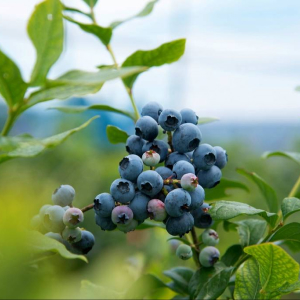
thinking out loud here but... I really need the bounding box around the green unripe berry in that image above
[202,229,219,246]
[199,246,220,267]
[62,227,82,243]
[176,244,193,260]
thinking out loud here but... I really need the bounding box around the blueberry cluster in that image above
[94,102,228,238]
[30,185,95,254]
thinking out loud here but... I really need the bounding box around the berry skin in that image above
[181,173,198,191]
[128,192,150,222]
[117,219,139,233]
[176,244,193,260]
[137,170,164,197]
[52,185,75,207]
[39,204,52,219]
[165,189,191,217]
[94,193,115,218]
[214,146,228,169]
[72,230,95,254]
[63,207,84,228]
[142,150,160,167]
[188,185,205,210]
[30,215,42,230]
[147,199,167,221]
[142,140,169,162]
[172,123,202,153]
[95,214,116,231]
[191,205,213,228]
[166,212,194,237]
[62,227,82,243]
[141,101,163,122]
[155,166,173,180]
[110,179,135,203]
[45,232,64,243]
[202,229,219,246]
[180,108,198,125]
[111,206,134,225]
[135,116,158,141]
[197,165,222,188]
[43,205,65,233]
[119,154,143,182]
[165,152,191,170]
[173,161,195,180]
[158,109,182,131]
[126,135,146,157]
[199,246,220,268]
[193,144,216,171]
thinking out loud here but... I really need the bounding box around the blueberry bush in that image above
[1,0,300,299]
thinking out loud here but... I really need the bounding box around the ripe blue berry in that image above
[52,185,75,207]
[45,232,64,243]
[137,170,163,197]
[72,230,95,254]
[193,144,216,171]
[94,193,115,218]
[191,205,213,228]
[166,212,194,237]
[43,205,65,233]
[197,165,222,188]
[180,108,198,125]
[214,146,228,169]
[147,199,167,221]
[202,229,219,246]
[141,101,163,122]
[126,135,146,157]
[165,152,191,169]
[111,206,134,225]
[62,227,82,243]
[119,154,143,182]
[165,189,191,217]
[117,219,139,233]
[181,173,198,191]
[158,109,182,131]
[199,246,220,267]
[172,123,202,153]
[173,160,195,179]
[155,166,173,180]
[135,116,158,141]
[95,214,116,231]
[188,185,205,210]
[110,179,135,203]
[176,244,193,260]
[142,150,160,167]
[128,192,150,222]
[142,139,169,162]
[63,207,84,228]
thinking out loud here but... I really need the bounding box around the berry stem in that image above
[81,203,94,213]
[167,131,174,152]
[164,179,181,185]
[288,175,300,198]
[190,226,201,268]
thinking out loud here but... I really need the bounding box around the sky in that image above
[0,0,300,122]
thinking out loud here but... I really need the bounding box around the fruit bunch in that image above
[31,185,95,254]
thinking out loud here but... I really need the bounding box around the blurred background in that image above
[0,0,300,299]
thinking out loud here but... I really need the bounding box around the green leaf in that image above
[281,197,300,220]
[122,39,186,89]
[64,16,112,46]
[237,168,279,213]
[110,0,159,29]
[80,280,122,299]
[136,220,165,230]
[221,244,243,267]
[263,151,300,166]
[0,49,27,107]
[29,231,87,262]
[244,243,299,293]
[28,0,63,86]
[63,5,92,20]
[234,257,262,300]
[205,178,249,200]
[0,116,98,164]
[82,0,98,8]
[209,201,278,227]
[106,125,128,144]
[197,117,219,125]
[269,222,300,246]
[269,281,300,298]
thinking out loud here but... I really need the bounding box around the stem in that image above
[106,45,118,67]
[1,111,17,136]
[164,179,181,185]
[90,5,96,24]
[190,227,201,268]
[81,203,94,213]
[167,131,174,152]
[288,175,300,198]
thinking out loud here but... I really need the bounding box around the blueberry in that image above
[158,109,182,131]
[72,230,95,254]
[111,206,133,225]
[45,232,64,243]
[142,140,169,162]
[147,199,167,221]
[62,227,82,243]
[126,135,146,157]
[95,214,116,231]
[199,246,220,268]
[176,244,193,260]
[94,193,115,218]
[52,185,75,207]
[180,108,198,125]
[39,204,52,219]
[165,152,191,170]
[141,101,163,122]
[165,188,191,217]
[197,165,222,188]
[193,144,216,171]
[185,151,194,159]
[181,173,198,191]
[117,219,139,233]
[110,179,135,203]
[188,185,205,210]
[30,215,41,230]
[63,207,84,228]
[119,154,143,182]
[135,116,158,141]
[154,184,174,202]
[137,170,163,197]
[128,192,150,222]
[166,212,194,237]
[173,161,195,180]
[202,229,219,246]
[172,123,202,153]
[214,146,228,169]
[191,205,213,228]
[43,205,65,233]
[142,150,160,167]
